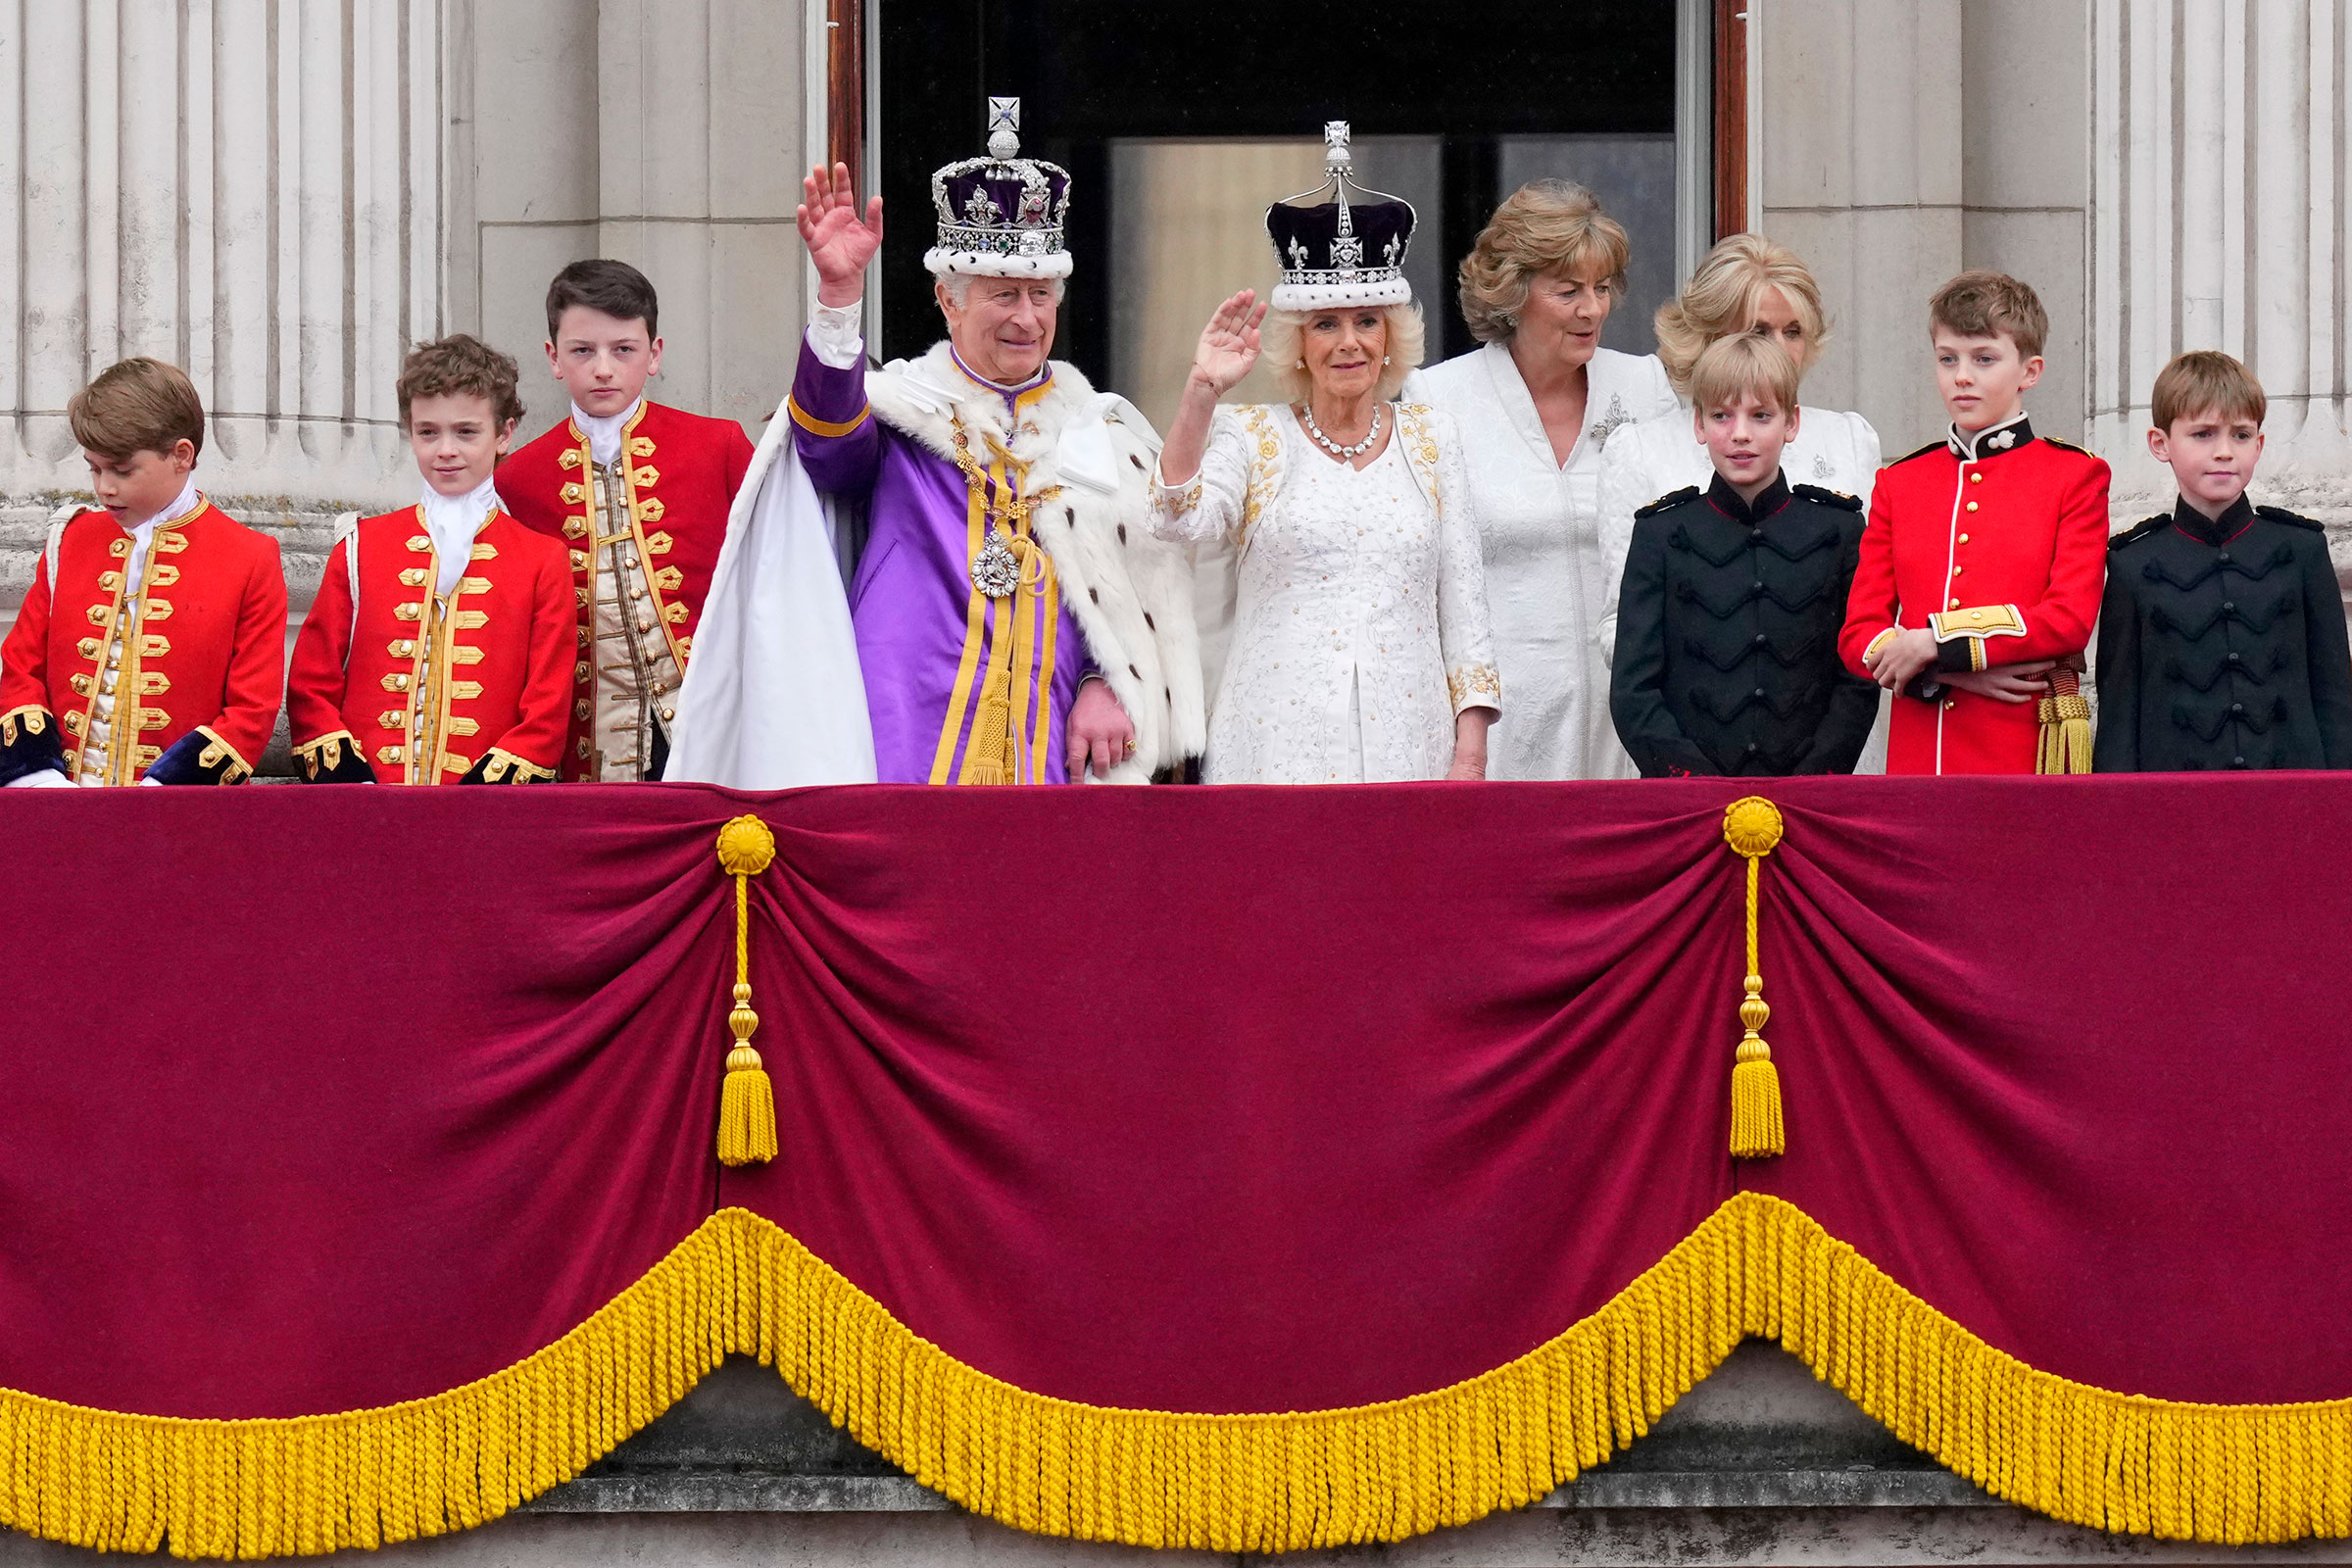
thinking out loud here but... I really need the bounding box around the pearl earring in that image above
[1383,356,1392,366]
[1296,359,1306,369]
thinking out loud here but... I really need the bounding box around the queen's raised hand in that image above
[1192,289,1267,396]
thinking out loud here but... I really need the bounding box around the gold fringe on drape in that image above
[5,1197,2347,1558]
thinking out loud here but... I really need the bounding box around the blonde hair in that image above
[1261,303,1425,404]
[1653,233,1830,396]
[1456,180,1631,345]
[69,358,207,461]
[2151,350,2266,430]
[1929,270,2047,360]
[1690,332,1801,416]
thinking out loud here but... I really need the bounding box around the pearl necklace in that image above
[1300,401,1383,460]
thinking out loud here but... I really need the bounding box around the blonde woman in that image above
[1411,181,1679,780]
[1151,158,1497,785]
[1595,235,1884,661]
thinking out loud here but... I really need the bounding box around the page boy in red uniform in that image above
[1839,272,2111,773]
[0,357,284,788]
[497,260,756,781]
[287,335,571,785]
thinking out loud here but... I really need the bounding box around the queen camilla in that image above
[1150,124,1498,784]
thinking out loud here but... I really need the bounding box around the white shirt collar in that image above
[573,397,644,466]
[418,474,502,597]
[123,475,203,595]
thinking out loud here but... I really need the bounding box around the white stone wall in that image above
[0,0,448,603]
[0,0,812,612]
[2089,0,2352,521]
[445,0,810,452]
[1754,0,2090,460]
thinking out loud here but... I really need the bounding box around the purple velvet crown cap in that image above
[1263,120,1415,311]
[926,97,1074,279]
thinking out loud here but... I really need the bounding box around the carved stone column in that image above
[0,0,446,606]
[2089,0,2352,521]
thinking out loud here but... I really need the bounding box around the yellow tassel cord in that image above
[3,1198,2348,1558]
[2035,668,2094,774]
[1722,797,1787,1158]
[714,815,779,1166]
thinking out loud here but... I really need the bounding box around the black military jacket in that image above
[2091,495,2352,771]
[1609,472,1880,776]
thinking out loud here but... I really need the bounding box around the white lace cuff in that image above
[805,301,865,370]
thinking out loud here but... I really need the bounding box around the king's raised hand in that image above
[798,163,885,307]
[1192,289,1267,397]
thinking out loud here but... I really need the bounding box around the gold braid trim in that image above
[290,730,358,780]
[478,747,558,784]
[3,1197,2348,1557]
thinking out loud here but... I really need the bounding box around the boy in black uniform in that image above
[1610,333,1879,776]
[2094,350,2352,771]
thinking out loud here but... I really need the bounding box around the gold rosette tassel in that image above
[1722,797,1787,1158]
[714,814,780,1166]
[2035,667,2094,774]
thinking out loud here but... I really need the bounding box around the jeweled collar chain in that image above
[1300,400,1383,460]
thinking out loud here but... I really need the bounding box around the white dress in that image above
[1150,403,1498,784]
[1410,342,1679,780]
[1595,401,1888,770]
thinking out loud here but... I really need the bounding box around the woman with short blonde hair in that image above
[1257,304,1425,404]
[1593,232,1886,766]
[1411,179,1678,780]
[1650,233,1830,392]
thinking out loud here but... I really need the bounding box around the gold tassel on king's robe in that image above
[2035,667,2093,774]
[1722,798,1787,1158]
[714,814,778,1166]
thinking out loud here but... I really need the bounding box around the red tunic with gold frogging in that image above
[0,500,284,783]
[286,506,573,783]
[498,401,755,779]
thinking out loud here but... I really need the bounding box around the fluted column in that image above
[0,0,442,509]
[2089,0,2352,514]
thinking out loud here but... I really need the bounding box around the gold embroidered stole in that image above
[931,416,1065,785]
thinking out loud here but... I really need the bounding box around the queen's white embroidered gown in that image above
[1152,403,1498,784]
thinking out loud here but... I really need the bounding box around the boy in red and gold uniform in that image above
[1839,271,2110,774]
[288,336,571,785]
[0,357,284,787]
[498,260,756,781]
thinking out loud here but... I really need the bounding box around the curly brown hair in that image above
[1455,180,1631,346]
[396,334,525,430]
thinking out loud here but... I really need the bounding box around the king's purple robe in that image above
[790,340,1098,785]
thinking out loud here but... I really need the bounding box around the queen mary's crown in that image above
[1263,122,1416,312]
[926,97,1074,280]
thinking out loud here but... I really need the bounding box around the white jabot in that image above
[419,474,501,597]
[806,300,865,370]
[573,396,644,466]
[124,475,202,596]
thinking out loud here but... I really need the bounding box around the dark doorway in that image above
[879,0,1680,399]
